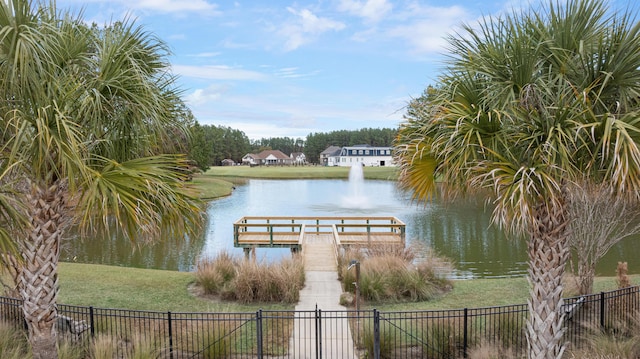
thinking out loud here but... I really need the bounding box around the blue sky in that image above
[56,0,632,140]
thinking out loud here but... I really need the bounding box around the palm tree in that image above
[0,1,203,358]
[394,1,640,358]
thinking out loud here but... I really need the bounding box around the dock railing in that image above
[233,216,405,250]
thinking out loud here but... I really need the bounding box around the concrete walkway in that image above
[288,234,357,358]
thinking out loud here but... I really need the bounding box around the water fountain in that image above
[341,163,372,209]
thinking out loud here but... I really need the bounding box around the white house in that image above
[290,152,306,165]
[323,145,394,167]
[320,146,341,166]
[241,150,292,166]
[241,153,261,165]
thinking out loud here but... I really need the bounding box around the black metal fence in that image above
[0,286,638,358]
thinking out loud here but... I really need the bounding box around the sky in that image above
[55,0,633,140]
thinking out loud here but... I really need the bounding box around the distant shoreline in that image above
[192,165,399,199]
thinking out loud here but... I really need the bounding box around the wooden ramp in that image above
[289,233,357,358]
[303,234,337,271]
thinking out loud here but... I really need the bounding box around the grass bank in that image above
[54,262,639,312]
[203,165,398,180]
[56,262,292,312]
[192,165,399,199]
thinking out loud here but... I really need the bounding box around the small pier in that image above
[233,216,405,358]
[233,216,406,257]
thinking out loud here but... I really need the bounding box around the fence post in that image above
[89,306,95,338]
[269,225,273,245]
[600,292,606,329]
[317,307,323,359]
[167,311,173,359]
[463,308,468,358]
[373,309,380,359]
[256,310,263,359]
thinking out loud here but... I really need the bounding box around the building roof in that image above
[320,146,342,156]
[257,150,290,159]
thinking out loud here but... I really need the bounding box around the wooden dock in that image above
[232,217,404,358]
[233,216,406,257]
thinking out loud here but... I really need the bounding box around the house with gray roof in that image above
[322,145,394,167]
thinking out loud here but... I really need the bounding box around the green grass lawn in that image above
[201,165,398,180]
[55,262,639,313]
[190,175,238,199]
[57,262,291,312]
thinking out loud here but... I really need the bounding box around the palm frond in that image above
[77,155,203,243]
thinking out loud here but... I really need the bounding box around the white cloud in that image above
[337,0,392,22]
[59,0,219,15]
[279,7,346,51]
[189,52,221,58]
[172,65,267,81]
[273,67,320,79]
[387,5,470,54]
[185,84,231,105]
[126,0,219,14]
[188,84,406,140]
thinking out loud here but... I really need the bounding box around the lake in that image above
[64,178,640,278]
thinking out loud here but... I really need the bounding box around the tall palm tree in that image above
[0,1,203,358]
[395,1,640,358]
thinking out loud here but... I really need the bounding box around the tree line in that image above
[187,124,397,170]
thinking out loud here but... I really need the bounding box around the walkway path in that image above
[289,234,357,358]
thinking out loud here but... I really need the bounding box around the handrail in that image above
[235,216,405,222]
[298,224,306,246]
[331,224,341,268]
[234,216,405,249]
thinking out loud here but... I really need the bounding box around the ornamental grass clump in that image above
[361,319,396,359]
[421,317,466,358]
[339,244,452,303]
[565,322,640,359]
[195,251,238,295]
[195,252,305,304]
[233,256,305,303]
[0,321,29,358]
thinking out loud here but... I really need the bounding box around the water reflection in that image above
[64,179,640,278]
[201,179,532,278]
[62,226,205,272]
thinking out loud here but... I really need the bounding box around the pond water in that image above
[64,178,640,278]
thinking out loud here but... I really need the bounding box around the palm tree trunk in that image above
[526,201,571,359]
[19,182,65,359]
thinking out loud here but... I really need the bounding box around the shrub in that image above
[127,333,160,359]
[195,251,238,295]
[361,319,396,359]
[467,340,520,359]
[57,338,85,359]
[421,318,466,358]
[0,321,29,358]
[195,253,305,304]
[493,312,526,349]
[567,331,640,358]
[90,334,117,359]
[197,326,231,359]
[339,245,452,303]
[232,256,305,303]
